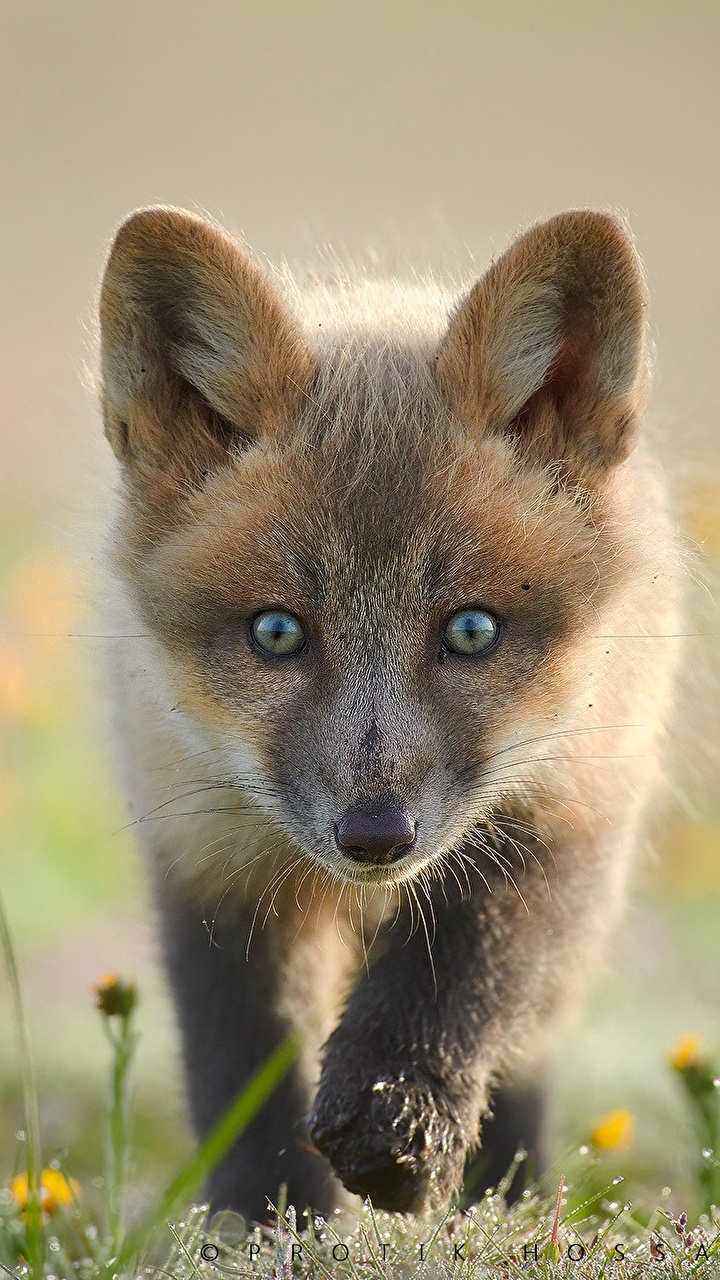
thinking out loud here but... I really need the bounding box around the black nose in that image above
[334,800,416,866]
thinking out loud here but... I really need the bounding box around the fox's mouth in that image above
[318,831,448,889]
[332,850,423,885]
[336,837,418,869]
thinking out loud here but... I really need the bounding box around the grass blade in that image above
[0,891,44,1280]
[112,1031,300,1274]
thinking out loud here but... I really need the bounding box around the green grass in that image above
[1,884,720,1280]
[1,992,720,1280]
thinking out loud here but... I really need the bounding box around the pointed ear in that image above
[435,211,648,481]
[99,206,316,485]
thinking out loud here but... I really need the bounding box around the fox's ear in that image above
[99,206,315,484]
[435,211,647,481]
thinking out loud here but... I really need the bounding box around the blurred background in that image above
[1,0,718,1216]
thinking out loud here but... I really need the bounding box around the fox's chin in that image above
[309,845,445,889]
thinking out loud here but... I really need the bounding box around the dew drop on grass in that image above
[702,1148,713,1159]
[612,1176,624,1184]
[578,1144,589,1155]
[608,1202,619,1211]
[15,1129,25,1141]
[49,1239,60,1252]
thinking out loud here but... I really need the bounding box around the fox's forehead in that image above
[138,335,614,641]
[166,408,600,635]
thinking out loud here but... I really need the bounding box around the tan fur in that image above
[100,208,316,524]
[98,206,684,1215]
[435,211,648,480]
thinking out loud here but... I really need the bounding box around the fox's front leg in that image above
[309,833,601,1212]
[153,874,343,1222]
[309,875,491,1211]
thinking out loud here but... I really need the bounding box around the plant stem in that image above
[676,1062,720,1217]
[0,891,44,1280]
[103,1012,137,1260]
[110,1032,299,1278]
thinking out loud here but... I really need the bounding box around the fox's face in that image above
[100,207,647,884]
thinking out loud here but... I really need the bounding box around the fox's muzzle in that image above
[334,796,417,866]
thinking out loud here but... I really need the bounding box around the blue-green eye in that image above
[443,608,500,656]
[251,610,306,656]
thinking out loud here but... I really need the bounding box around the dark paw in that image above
[308,1073,469,1212]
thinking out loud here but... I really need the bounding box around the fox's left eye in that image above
[251,610,306,656]
[443,608,500,656]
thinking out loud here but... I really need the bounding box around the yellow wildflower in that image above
[92,973,137,1018]
[670,1033,705,1072]
[9,553,84,639]
[590,1108,635,1153]
[11,1168,80,1214]
[0,638,28,719]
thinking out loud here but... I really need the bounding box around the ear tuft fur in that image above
[435,210,648,480]
[100,206,316,481]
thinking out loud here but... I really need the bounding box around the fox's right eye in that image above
[250,609,307,656]
[443,607,500,656]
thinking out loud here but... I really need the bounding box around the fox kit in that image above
[98,207,681,1220]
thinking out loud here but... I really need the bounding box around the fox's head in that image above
[100,207,649,885]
